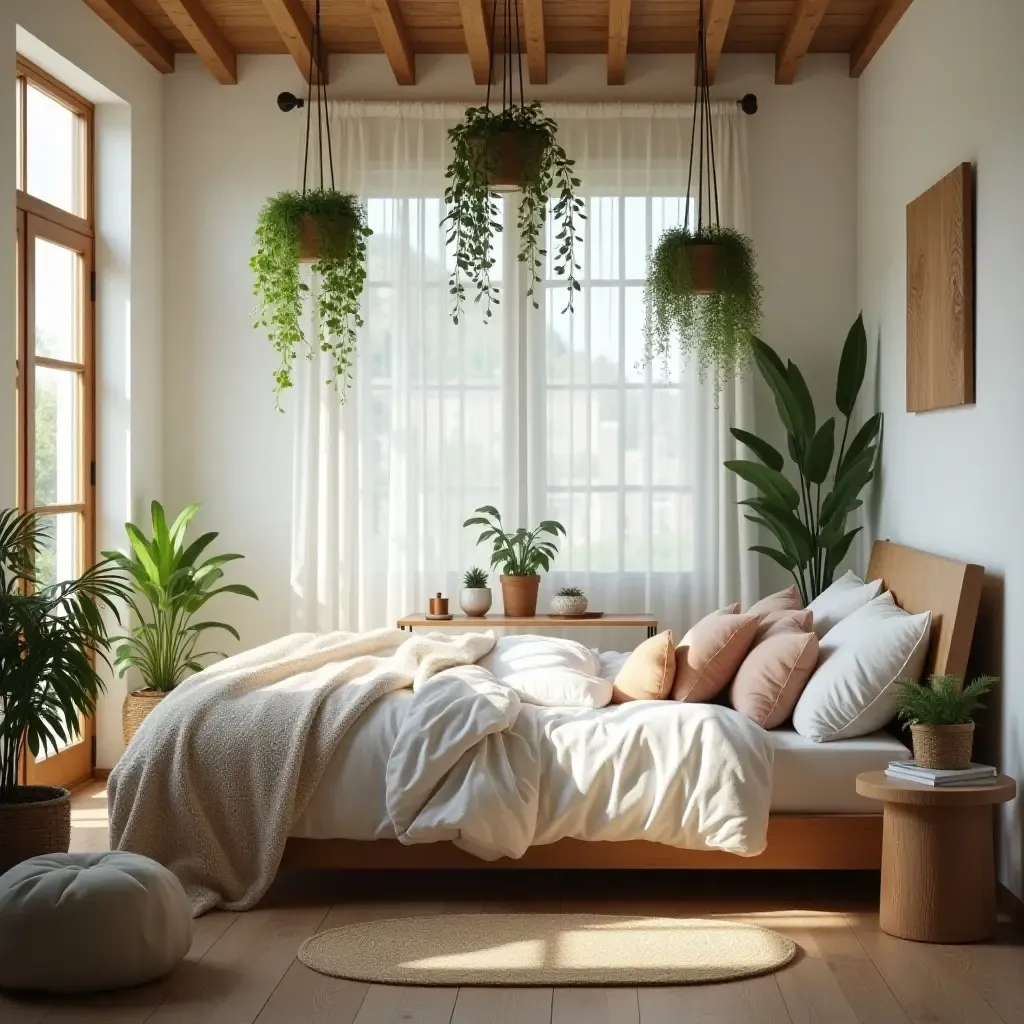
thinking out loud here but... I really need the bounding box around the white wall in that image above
[858,0,1024,900]
[162,51,859,652]
[1,0,163,767]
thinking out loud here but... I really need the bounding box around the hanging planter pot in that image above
[466,124,547,191]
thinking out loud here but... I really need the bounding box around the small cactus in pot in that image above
[551,586,588,617]
[460,566,492,617]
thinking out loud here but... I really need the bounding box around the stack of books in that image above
[885,760,997,786]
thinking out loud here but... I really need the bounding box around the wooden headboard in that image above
[866,540,983,680]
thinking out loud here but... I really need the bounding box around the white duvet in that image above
[296,648,775,859]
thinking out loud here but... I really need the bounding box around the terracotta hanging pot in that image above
[684,243,719,295]
[469,127,546,192]
[297,213,357,263]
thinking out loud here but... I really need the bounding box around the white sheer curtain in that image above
[291,102,757,637]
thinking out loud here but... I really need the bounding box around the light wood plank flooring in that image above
[2,780,1021,1023]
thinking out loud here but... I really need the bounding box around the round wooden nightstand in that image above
[856,770,1016,943]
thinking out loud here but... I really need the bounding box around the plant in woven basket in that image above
[251,189,371,408]
[894,675,996,727]
[0,509,129,798]
[102,502,258,695]
[463,567,489,589]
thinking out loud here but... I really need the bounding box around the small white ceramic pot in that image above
[460,587,492,617]
[551,594,588,617]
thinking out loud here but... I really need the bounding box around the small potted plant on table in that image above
[551,586,588,617]
[894,674,997,770]
[460,567,492,617]
[463,506,565,618]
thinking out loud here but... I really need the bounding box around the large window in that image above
[14,58,96,787]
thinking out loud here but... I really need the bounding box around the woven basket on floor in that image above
[122,688,168,745]
[911,722,975,770]
[0,786,71,872]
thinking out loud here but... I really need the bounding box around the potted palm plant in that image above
[0,509,129,870]
[894,674,997,770]
[463,506,566,617]
[459,567,492,618]
[103,502,258,744]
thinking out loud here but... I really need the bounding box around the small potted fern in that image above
[894,674,997,770]
[551,586,588,617]
[460,567,492,618]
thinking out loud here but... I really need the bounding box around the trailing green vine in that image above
[644,226,762,393]
[443,103,584,325]
[251,189,371,408]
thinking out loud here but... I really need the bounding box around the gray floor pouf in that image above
[0,851,193,994]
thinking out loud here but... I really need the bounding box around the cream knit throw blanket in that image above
[108,627,495,915]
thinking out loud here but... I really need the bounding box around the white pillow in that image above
[806,570,884,638]
[478,635,599,680]
[501,668,612,708]
[792,592,931,742]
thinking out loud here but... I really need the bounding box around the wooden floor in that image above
[3,781,1022,1024]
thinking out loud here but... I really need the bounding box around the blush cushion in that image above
[731,630,819,729]
[672,612,759,702]
[611,630,676,703]
[746,585,803,618]
[755,609,813,641]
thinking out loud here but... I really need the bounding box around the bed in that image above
[279,540,984,872]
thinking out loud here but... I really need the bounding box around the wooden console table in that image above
[397,613,659,638]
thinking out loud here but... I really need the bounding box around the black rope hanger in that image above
[685,0,721,234]
[485,0,527,114]
[301,0,335,195]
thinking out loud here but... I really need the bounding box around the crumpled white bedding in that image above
[294,650,775,859]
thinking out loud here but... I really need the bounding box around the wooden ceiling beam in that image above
[850,0,915,78]
[156,0,236,84]
[607,0,631,86]
[367,0,415,85]
[775,0,829,85]
[458,0,491,86]
[523,0,548,85]
[261,0,327,83]
[696,0,736,85]
[80,0,175,74]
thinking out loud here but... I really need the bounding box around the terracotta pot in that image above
[460,588,492,617]
[500,575,541,617]
[911,722,975,770]
[468,128,546,192]
[122,688,168,745]
[297,213,354,263]
[684,243,718,294]
[0,785,71,872]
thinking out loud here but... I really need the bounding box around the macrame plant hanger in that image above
[481,0,531,192]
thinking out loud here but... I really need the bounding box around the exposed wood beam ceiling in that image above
[607,0,631,86]
[367,0,416,85]
[78,1,917,87]
[81,0,175,73]
[850,0,915,78]
[156,0,236,83]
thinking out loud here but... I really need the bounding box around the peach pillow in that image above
[716,603,740,615]
[731,630,819,729]
[672,613,759,703]
[612,631,676,703]
[746,585,803,618]
[755,609,813,641]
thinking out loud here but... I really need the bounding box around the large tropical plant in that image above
[0,510,129,796]
[463,506,566,577]
[725,314,882,604]
[102,502,257,693]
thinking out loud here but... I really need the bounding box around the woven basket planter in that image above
[0,786,71,872]
[122,688,168,745]
[911,722,975,770]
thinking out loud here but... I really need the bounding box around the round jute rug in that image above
[297,914,797,986]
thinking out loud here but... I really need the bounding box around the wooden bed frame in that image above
[281,540,984,873]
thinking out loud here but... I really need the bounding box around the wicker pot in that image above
[0,786,71,872]
[468,128,546,192]
[460,587,492,617]
[551,594,588,617]
[500,575,540,617]
[911,722,975,770]
[122,688,168,745]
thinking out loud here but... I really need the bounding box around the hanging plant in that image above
[442,0,584,324]
[249,0,372,409]
[643,0,762,394]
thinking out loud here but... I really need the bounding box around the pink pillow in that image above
[755,609,813,641]
[731,630,819,729]
[672,612,759,703]
[746,585,803,618]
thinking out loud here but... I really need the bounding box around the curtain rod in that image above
[277,92,758,115]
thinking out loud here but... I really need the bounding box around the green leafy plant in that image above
[102,502,258,694]
[463,567,489,589]
[644,226,762,392]
[0,510,129,795]
[443,103,584,324]
[556,586,585,598]
[463,506,566,577]
[251,189,372,408]
[725,313,882,604]
[894,675,996,727]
